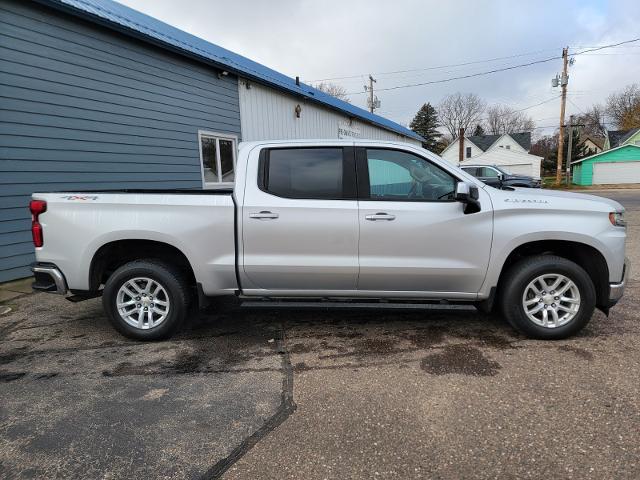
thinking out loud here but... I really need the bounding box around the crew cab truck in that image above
[30,140,628,341]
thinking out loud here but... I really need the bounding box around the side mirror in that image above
[497,173,504,181]
[455,182,481,214]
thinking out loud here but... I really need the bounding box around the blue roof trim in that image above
[37,0,423,142]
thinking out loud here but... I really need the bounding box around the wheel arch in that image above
[495,239,609,310]
[89,239,197,291]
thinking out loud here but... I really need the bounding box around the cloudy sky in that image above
[118,0,640,136]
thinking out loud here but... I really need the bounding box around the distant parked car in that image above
[460,165,541,189]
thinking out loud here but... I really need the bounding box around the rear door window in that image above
[261,148,354,199]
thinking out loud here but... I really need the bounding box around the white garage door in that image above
[592,161,640,184]
[503,164,533,176]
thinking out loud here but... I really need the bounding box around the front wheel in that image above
[102,260,190,340]
[500,255,596,339]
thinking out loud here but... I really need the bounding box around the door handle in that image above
[365,212,396,221]
[249,211,279,220]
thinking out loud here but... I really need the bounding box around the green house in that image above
[572,144,640,186]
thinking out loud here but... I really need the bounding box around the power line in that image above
[351,38,640,128]
[329,37,640,96]
[572,37,640,55]
[530,120,617,131]
[577,53,640,56]
[572,44,640,49]
[376,91,558,115]
[567,97,586,114]
[344,56,562,95]
[308,38,640,85]
[493,95,561,116]
[378,96,561,129]
[472,96,561,128]
[307,48,560,82]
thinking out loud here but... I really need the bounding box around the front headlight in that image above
[609,211,626,227]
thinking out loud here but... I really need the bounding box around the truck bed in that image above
[32,190,238,295]
[50,188,234,195]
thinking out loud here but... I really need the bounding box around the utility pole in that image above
[565,114,574,186]
[458,128,465,165]
[367,74,377,113]
[556,47,569,185]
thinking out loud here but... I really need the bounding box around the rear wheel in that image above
[102,260,190,340]
[500,255,596,339]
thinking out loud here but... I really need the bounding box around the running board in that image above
[240,300,477,311]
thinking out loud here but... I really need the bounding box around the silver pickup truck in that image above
[30,140,628,340]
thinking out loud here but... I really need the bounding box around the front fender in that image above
[479,208,622,297]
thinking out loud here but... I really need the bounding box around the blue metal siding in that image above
[0,0,242,282]
[37,0,422,142]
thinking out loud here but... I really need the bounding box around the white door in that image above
[592,161,640,184]
[357,147,493,295]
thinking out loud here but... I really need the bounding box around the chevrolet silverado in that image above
[30,140,628,340]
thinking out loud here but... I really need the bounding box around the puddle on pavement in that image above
[356,338,396,354]
[420,344,502,376]
[557,344,594,360]
[2,296,614,384]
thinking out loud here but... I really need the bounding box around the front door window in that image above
[364,149,457,201]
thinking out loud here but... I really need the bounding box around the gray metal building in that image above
[0,0,422,282]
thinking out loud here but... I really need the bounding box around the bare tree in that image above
[485,105,535,135]
[621,103,640,129]
[437,93,486,140]
[606,84,640,129]
[313,82,351,103]
[435,134,452,154]
[574,104,606,138]
[530,134,559,175]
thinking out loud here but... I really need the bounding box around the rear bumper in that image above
[32,263,68,295]
[608,258,629,304]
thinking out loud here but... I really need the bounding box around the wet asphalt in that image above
[0,189,639,479]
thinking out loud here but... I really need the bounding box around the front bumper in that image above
[609,258,629,304]
[32,263,68,295]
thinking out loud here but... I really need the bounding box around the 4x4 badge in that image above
[60,195,98,201]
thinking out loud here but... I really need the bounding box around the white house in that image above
[440,132,542,178]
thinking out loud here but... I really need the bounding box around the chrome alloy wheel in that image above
[116,277,170,330]
[522,273,581,328]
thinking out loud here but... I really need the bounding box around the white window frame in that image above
[198,130,238,188]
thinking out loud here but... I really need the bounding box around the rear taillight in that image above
[29,200,47,247]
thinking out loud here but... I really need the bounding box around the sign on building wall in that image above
[338,121,361,139]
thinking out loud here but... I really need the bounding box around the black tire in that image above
[102,259,190,341]
[500,255,596,339]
